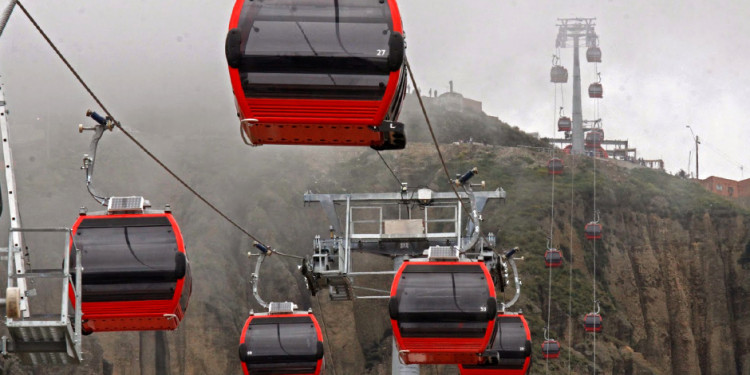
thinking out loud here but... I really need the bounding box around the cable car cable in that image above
[376,150,403,187]
[15,1,290,256]
[545,77,560,375]
[592,79,599,375]
[568,157,575,375]
[314,293,338,375]
[702,141,744,172]
[405,57,486,243]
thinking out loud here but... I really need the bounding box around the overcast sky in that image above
[0,0,747,180]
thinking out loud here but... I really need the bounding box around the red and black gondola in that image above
[547,158,564,175]
[544,248,563,268]
[586,47,602,63]
[585,128,604,148]
[550,65,568,83]
[226,0,407,150]
[69,197,191,333]
[584,313,603,333]
[541,339,560,359]
[239,304,324,375]
[588,82,603,98]
[584,222,602,240]
[558,116,571,132]
[389,255,497,364]
[458,314,532,375]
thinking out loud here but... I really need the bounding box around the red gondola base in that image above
[69,211,191,333]
[586,47,602,63]
[558,116,572,132]
[458,314,532,375]
[584,313,603,333]
[226,0,407,149]
[588,83,603,98]
[547,158,564,175]
[239,311,324,375]
[544,249,564,268]
[585,222,603,240]
[390,261,497,365]
[542,340,561,359]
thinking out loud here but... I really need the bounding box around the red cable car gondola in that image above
[239,304,324,375]
[544,248,563,268]
[584,222,602,240]
[586,47,602,63]
[389,255,497,365]
[585,128,604,148]
[458,314,532,375]
[550,65,568,83]
[584,313,603,333]
[558,116,571,132]
[69,197,191,334]
[547,158,564,176]
[226,0,407,150]
[541,339,560,359]
[588,82,603,98]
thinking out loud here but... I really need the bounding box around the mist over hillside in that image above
[0,92,747,375]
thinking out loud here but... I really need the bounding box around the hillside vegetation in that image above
[0,98,748,374]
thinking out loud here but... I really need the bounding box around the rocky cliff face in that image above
[0,114,747,374]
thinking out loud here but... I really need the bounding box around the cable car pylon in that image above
[553,18,601,155]
[301,169,533,373]
[0,79,83,364]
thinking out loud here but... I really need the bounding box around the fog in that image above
[1,1,747,181]
[0,2,748,373]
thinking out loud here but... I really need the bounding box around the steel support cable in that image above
[560,79,565,110]
[404,57,484,241]
[314,293,338,375]
[15,1,297,258]
[568,157,575,375]
[0,0,16,37]
[592,113,598,375]
[702,141,744,172]
[376,150,403,187]
[545,81,559,375]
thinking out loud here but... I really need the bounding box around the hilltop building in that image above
[698,176,750,199]
[420,81,484,114]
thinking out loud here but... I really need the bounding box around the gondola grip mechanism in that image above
[454,167,478,186]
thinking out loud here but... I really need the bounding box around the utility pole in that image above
[687,125,700,179]
[695,135,700,179]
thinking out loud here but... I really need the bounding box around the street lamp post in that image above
[686,125,700,179]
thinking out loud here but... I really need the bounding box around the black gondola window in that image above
[73,217,180,302]
[395,267,492,338]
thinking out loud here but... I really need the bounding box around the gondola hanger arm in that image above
[78,110,116,206]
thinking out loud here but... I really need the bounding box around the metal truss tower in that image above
[555,18,598,155]
[301,182,522,375]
